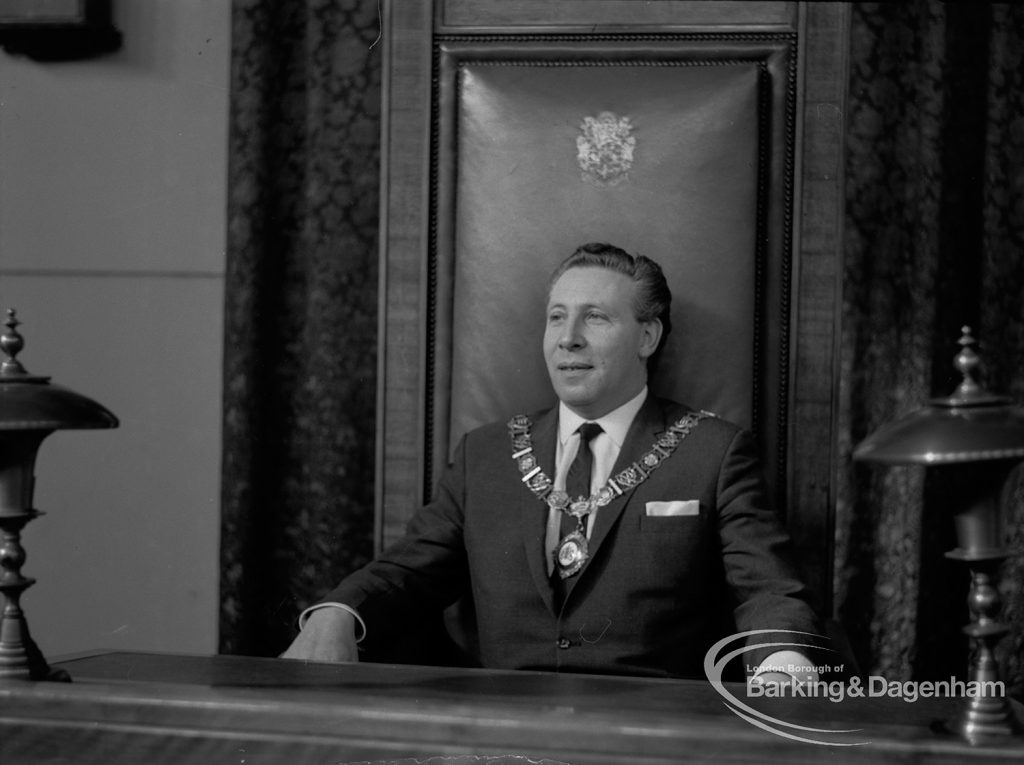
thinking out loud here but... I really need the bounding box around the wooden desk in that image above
[0,652,1021,763]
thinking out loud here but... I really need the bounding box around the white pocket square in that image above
[645,500,700,517]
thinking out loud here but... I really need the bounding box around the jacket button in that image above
[557,638,571,649]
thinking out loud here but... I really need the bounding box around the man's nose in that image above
[558,317,586,349]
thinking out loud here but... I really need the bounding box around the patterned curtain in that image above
[219,0,382,656]
[837,1,1024,696]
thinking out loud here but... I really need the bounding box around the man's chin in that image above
[550,380,589,401]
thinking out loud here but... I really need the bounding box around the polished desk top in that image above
[0,651,1022,764]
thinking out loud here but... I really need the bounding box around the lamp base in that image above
[934,698,1024,745]
[0,628,71,683]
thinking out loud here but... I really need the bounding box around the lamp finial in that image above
[1,308,29,377]
[941,325,1007,407]
[953,326,981,400]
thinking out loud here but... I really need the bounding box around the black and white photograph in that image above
[1,2,1023,763]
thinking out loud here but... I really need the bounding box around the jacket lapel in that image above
[563,395,668,601]
[518,406,560,615]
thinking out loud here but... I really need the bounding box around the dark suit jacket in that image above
[323,396,819,678]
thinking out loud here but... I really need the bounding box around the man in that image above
[283,242,819,679]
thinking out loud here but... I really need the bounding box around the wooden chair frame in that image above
[375,1,850,619]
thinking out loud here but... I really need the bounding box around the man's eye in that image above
[586,312,608,322]
[548,313,565,323]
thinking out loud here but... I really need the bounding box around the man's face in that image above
[544,266,662,419]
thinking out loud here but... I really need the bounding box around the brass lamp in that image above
[854,327,1024,742]
[0,308,118,681]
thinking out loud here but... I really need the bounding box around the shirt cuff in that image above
[752,650,820,683]
[297,602,367,643]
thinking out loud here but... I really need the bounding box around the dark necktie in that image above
[553,422,603,605]
[564,421,603,511]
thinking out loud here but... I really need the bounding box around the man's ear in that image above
[638,318,663,360]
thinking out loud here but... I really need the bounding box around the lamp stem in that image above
[940,540,1021,741]
[0,510,46,678]
[933,465,1022,742]
[0,431,68,682]
[950,556,1017,740]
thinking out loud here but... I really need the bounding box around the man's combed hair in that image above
[548,243,673,359]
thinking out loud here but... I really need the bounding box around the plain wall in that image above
[0,1,228,657]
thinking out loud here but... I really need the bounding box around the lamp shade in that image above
[853,328,1024,465]
[0,380,119,431]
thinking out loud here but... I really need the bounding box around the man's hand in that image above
[280,607,359,663]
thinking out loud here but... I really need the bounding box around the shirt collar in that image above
[558,386,648,449]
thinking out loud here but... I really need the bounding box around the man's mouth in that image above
[557,362,593,372]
